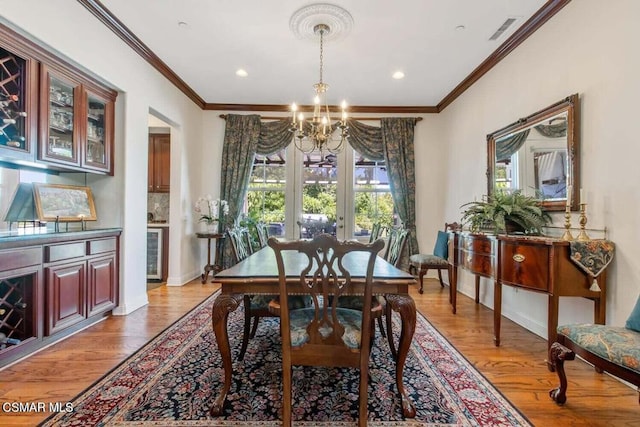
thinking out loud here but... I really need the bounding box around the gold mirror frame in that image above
[487,93,579,211]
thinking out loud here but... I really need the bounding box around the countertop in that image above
[147,222,169,228]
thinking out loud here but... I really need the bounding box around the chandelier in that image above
[290,23,348,155]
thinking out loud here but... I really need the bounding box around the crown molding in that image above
[77,0,205,109]
[78,0,569,114]
[203,103,438,114]
[437,0,570,112]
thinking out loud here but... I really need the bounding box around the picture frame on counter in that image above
[33,183,97,222]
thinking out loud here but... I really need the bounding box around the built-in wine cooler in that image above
[0,272,37,354]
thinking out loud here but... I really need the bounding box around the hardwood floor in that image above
[0,278,638,426]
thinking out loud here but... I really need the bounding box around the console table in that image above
[196,232,225,283]
[449,232,608,349]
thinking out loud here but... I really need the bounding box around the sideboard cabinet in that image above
[0,229,121,368]
[449,232,607,350]
[0,23,116,175]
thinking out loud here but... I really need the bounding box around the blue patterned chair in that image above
[548,297,640,405]
[408,222,458,294]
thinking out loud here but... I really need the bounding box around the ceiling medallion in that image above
[289,3,354,42]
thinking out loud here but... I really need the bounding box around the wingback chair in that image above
[227,226,278,360]
[268,234,385,427]
[408,222,459,294]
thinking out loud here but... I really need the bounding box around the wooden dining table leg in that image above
[385,294,417,418]
[209,293,242,417]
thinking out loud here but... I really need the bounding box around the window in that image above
[244,150,286,237]
[353,153,395,239]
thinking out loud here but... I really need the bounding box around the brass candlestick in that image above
[576,203,590,241]
[561,204,573,241]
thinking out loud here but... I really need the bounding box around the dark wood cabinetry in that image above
[450,233,608,350]
[0,22,116,174]
[43,237,118,335]
[148,133,170,192]
[0,229,120,368]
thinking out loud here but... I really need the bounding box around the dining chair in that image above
[383,227,409,268]
[268,234,385,427]
[227,226,278,360]
[368,222,387,243]
[408,222,459,294]
[255,222,270,249]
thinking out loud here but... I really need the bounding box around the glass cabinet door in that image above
[83,90,112,173]
[0,46,35,161]
[41,67,80,166]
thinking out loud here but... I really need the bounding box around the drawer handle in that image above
[513,254,525,263]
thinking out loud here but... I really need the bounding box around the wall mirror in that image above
[487,94,579,211]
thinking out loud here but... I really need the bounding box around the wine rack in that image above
[0,274,34,350]
[0,46,27,151]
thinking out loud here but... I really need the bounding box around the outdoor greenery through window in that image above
[245,150,286,237]
[243,147,396,241]
[353,153,395,236]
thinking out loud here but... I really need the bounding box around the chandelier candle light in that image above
[290,23,349,155]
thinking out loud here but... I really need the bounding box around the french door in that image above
[290,147,351,240]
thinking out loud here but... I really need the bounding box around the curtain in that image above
[347,120,384,161]
[534,122,567,138]
[218,115,419,269]
[381,118,419,270]
[495,129,530,162]
[219,114,261,267]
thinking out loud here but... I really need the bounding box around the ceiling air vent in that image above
[489,17,518,41]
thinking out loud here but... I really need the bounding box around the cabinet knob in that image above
[512,254,525,263]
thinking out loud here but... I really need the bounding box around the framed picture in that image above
[33,183,97,222]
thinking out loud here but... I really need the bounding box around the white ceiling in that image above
[100,0,547,108]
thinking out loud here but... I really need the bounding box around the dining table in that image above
[208,245,418,418]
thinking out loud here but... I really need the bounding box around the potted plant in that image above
[460,190,551,235]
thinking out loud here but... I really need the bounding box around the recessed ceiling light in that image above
[178,21,188,28]
[455,25,466,31]
[392,71,405,80]
[236,69,248,77]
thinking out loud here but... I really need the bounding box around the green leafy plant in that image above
[460,190,551,235]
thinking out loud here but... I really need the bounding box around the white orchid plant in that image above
[194,196,229,225]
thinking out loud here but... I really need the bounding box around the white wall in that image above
[2,0,638,336]
[433,0,640,335]
[0,0,206,314]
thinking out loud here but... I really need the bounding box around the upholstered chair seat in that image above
[289,307,363,348]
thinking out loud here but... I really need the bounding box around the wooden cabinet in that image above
[450,232,608,350]
[148,133,170,193]
[0,229,121,368]
[45,261,86,335]
[0,40,38,164]
[43,237,118,335]
[39,64,115,175]
[0,22,116,175]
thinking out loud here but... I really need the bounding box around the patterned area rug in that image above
[40,291,532,426]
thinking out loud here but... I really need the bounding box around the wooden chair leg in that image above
[548,342,575,404]
[249,315,260,338]
[239,295,252,361]
[418,268,426,294]
[282,365,292,426]
[376,316,386,338]
[437,269,444,287]
[474,275,480,304]
[385,302,397,358]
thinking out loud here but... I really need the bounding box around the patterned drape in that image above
[218,115,419,269]
[495,129,530,162]
[219,114,261,267]
[381,118,419,270]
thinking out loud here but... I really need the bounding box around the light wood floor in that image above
[0,278,638,426]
